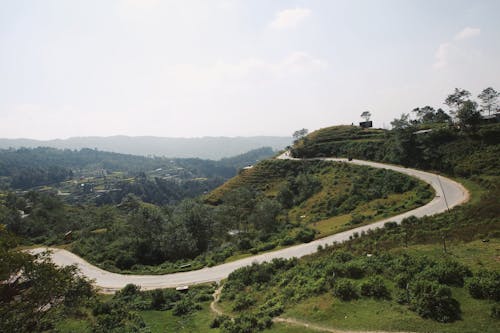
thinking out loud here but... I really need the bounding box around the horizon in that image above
[1,0,500,140]
[0,133,293,141]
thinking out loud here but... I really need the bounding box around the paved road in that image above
[30,156,469,292]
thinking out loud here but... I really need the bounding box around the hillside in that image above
[215,123,500,333]
[206,159,432,238]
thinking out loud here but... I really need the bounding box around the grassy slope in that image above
[206,159,432,238]
[283,238,499,333]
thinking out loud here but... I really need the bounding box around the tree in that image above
[361,111,372,122]
[173,199,213,253]
[434,108,452,123]
[292,128,309,142]
[412,106,435,123]
[409,279,461,322]
[478,87,499,115]
[445,88,471,116]
[390,113,413,130]
[456,100,481,132]
[0,227,94,332]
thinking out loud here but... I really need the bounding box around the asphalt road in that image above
[30,155,469,292]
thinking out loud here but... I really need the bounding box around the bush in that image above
[466,270,500,301]
[210,315,231,328]
[490,304,500,319]
[172,298,200,316]
[115,284,140,302]
[295,227,315,243]
[360,276,390,299]
[343,262,365,279]
[409,280,461,322]
[419,260,472,287]
[150,289,165,310]
[333,279,359,301]
[232,294,256,311]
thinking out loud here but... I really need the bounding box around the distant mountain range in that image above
[0,136,292,160]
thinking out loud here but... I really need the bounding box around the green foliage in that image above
[418,260,472,287]
[210,314,231,328]
[333,279,359,301]
[221,313,272,333]
[491,303,500,319]
[360,276,390,299]
[409,279,461,323]
[0,228,95,333]
[232,294,256,311]
[466,270,500,301]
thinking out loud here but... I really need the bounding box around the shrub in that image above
[210,315,231,328]
[466,270,500,301]
[333,279,359,301]
[409,280,461,323]
[295,228,315,243]
[343,262,365,279]
[172,298,200,316]
[115,284,140,302]
[360,276,390,299]
[419,260,472,287]
[150,289,165,310]
[232,294,256,311]
[491,304,500,319]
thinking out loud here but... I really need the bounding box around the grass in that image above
[284,283,498,333]
[54,318,91,333]
[391,238,500,272]
[140,301,220,333]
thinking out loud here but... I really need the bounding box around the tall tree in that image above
[445,88,471,117]
[292,129,309,142]
[412,106,435,123]
[478,87,499,116]
[456,100,481,133]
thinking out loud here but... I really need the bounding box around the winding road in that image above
[30,155,469,292]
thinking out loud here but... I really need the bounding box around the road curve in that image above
[30,156,469,292]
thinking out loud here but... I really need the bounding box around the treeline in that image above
[0,146,276,189]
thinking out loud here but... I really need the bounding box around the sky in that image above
[1,0,500,139]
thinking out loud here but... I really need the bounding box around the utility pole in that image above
[437,175,450,212]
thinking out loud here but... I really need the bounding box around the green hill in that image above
[218,122,500,333]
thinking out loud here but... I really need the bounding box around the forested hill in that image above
[0,135,292,159]
[0,146,276,190]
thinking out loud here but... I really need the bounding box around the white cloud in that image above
[433,27,481,69]
[454,27,481,40]
[433,42,451,69]
[269,7,311,30]
[169,51,327,86]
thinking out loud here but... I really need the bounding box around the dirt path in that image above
[273,317,414,333]
[208,284,414,333]
[210,284,224,316]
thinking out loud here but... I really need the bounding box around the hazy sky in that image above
[1,0,500,139]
